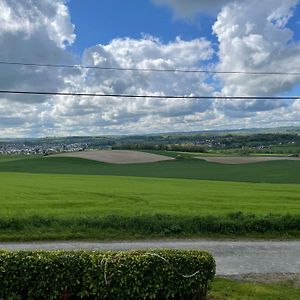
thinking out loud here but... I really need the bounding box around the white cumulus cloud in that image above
[1,0,300,136]
[0,0,77,103]
[213,0,300,117]
[48,36,215,136]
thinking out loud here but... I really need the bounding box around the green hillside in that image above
[0,156,300,183]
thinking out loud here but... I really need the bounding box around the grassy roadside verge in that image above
[209,277,300,299]
[0,213,299,241]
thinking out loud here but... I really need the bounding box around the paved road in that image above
[1,240,299,275]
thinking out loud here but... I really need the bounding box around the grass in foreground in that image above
[1,172,299,217]
[0,172,299,240]
[209,278,300,300]
[1,155,300,183]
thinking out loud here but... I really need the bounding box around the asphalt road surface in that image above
[0,239,299,275]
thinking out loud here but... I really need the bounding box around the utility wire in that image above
[0,90,298,100]
[0,61,300,76]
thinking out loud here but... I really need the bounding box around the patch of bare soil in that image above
[196,156,300,164]
[221,273,300,288]
[54,150,174,164]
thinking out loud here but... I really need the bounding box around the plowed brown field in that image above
[54,150,173,164]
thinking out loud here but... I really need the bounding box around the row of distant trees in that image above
[112,143,207,152]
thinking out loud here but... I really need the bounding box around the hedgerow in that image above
[0,249,215,300]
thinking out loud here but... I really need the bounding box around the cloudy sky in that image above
[1,0,300,137]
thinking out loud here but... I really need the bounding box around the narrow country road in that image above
[1,239,299,275]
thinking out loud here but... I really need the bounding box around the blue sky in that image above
[68,0,300,98]
[68,0,216,54]
[1,0,300,137]
[67,0,300,55]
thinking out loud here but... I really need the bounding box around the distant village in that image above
[0,143,89,155]
[0,131,298,156]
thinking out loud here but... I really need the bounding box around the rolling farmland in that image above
[0,155,300,183]
[0,155,299,240]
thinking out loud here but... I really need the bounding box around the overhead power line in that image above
[0,90,298,100]
[0,61,300,76]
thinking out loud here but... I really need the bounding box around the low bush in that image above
[0,250,215,300]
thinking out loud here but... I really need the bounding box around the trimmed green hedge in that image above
[0,250,215,300]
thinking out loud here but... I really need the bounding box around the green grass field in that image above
[1,172,300,217]
[0,155,300,183]
[0,154,299,240]
[0,171,299,240]
[209,278,300,300]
